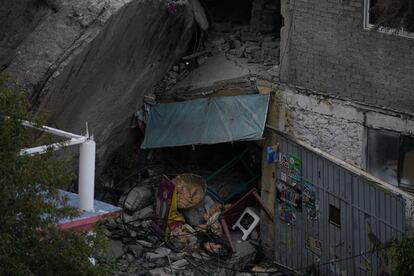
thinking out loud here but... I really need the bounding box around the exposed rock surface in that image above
[1,0,198,168]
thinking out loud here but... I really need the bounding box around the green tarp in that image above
[141,94,269,149]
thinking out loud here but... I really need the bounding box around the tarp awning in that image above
[141,94,270,149]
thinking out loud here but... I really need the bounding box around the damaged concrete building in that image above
[1,0,414,275]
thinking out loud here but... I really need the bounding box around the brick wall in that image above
[280,0,414,113]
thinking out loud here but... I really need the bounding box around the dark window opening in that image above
[368,0,379,25]
[400,136,414,189]
[366,0,414,33]
[202,0,253,26]
[367,128,414,191]
[367,128,399,186]
[329,204,341,227]
[200,0,282,35]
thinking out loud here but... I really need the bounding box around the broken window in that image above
[367,128,414,190]
[363,0,414,38]
[329,204,341,227]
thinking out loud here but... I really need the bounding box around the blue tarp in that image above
[141,94,270,149]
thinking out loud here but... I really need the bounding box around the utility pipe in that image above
[78,139,96,211]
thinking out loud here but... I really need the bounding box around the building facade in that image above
[278,0,414,191]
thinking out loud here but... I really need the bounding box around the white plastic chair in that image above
[231,207,260,240]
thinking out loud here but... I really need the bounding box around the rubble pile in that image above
[209,26,280,66]
[103,172,270,276]
[154,24,280,97]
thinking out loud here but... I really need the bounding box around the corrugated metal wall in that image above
[274,134,406,275]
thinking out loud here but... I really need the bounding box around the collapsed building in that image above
[1,0,414,275]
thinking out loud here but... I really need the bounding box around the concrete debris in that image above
[126,205,154,222]
[148,267,172,276]
[106,166,272,274]
[123,186,152,211]
[127,244,143,258]
[171,259,189,269]
[136,240,153,248]
[144,252,167,261]
[106,240,124,259]
[154,247,172,256]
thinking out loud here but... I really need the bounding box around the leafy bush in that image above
[392,235,414,276]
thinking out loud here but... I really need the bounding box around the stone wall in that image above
[276,86,414,169]
[280,0,414,114]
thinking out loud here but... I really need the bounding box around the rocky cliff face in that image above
[1,0,198,168]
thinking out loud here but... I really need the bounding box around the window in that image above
[367,128,414,190]
[363,0,414,38]
[329,204,341,227]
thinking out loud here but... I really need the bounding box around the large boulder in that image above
[1,0,198,168]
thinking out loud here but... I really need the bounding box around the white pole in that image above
[78,139,96,211]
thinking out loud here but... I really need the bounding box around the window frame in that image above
[366,127,414,191]
[363,0,414,39]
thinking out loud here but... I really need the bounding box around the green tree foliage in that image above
[392,235,414,276]
[373,0,414,32]
[0,74,108,275]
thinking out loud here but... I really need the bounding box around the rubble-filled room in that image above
[99,137,284,274]
[94,1,284,273]
[97,87,285,274]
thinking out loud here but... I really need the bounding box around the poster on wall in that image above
[288,154,302,181]
[307,203,320,222]
[276,181,302,209]
[281,171,287,182]
[279,205,296,225]
[280,154,288,171]
[303,181,316,209]
[266,145,279,164]
[306,235,322,256]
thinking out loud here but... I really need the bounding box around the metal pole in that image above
[78,139,96,211]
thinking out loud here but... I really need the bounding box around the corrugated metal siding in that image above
[274,135,406,275]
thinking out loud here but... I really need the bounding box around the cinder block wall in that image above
[280,0,414,113]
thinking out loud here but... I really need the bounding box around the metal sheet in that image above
[141,94,270,148]
[273,134,406,275]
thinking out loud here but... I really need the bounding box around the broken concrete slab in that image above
[155,247,172,256]
[171,259,188,269]
[144,252,166,261]
[148,267,170,276]
[136,240,153,248]
[168,53,250,94]
[123,186,152,211]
